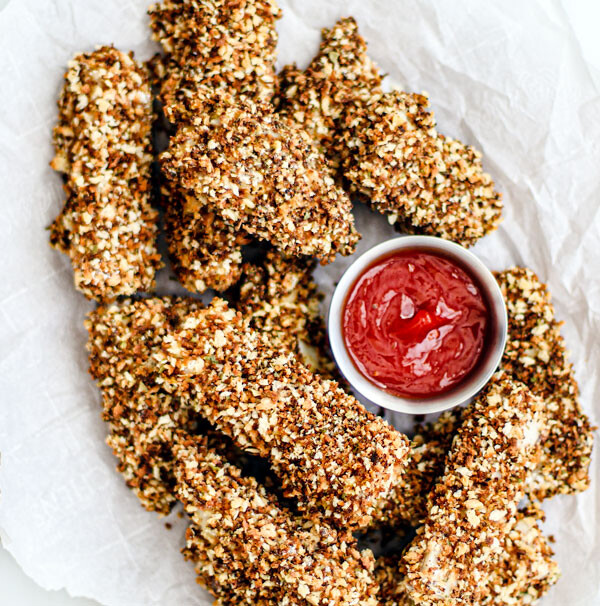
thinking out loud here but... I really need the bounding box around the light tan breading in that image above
[496,267,594,499]
[49,46,161,301]
[86,297,202,514]
[340,90,503,247]
[276,17,382,163]
[375,508,559,606]
[175,437,380,606]
[163,186,250,293]
[370,409,463,529]
[160,92,360,263]
[236,249,337,379]
[401,375,546,606]
[158,297,410,528]
[148,0,281,122]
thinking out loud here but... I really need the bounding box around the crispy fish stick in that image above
[86,297,203,514]
[160,297,410,528]
[160,94,359,263]
[375,508,559,606]
[370,410,463,529]
[236,249,337,378]
[276,17,382,162]
[148,0,281,122]
[49,46,161,301]
[495,267,594,499]
[175,437,379,606]
[340,90,503,247]
[401,375,545,606]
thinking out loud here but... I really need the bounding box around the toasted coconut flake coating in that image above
[401,375,546,605]
[49,46,161,301]
[340,90,503,247]
[237,249,338,378]
[148,0,281,120]
[159,297,410,528]
[175,437,379,606]
[370,409,463,529]
[86,297,202,514]
[160,93,359,263]
[496,267,594,499]
[276,17,382,162]
[163,186,249,292]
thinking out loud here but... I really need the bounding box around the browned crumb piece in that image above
[49,46,161,301]
[175,437,379,606]
[86,297,202,514]
[340,90,503,247]
[401,374,546,606]
[496,267,594,499]
[148,0,281,122]
[163,187,250,293]
[375,508,559,606]
[236,249,338,378]
[370,409,463,529]
[160,92,359,263]
[276,17,382,163]
[158,297,410,528]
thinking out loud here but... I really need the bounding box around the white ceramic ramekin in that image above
[328,236,507,415]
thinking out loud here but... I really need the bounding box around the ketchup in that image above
[342,250,489,398]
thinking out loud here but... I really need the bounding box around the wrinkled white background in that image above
[0,1,599,605]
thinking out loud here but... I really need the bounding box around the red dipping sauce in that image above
[342,250,489,398]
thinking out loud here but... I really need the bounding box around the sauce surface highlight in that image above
[342,250,489,398]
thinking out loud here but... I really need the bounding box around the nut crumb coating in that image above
[237,249,338,379]
[175,437,380,606]
[370,409,463,529]
[496,267,594,499]
[86,297,202,514]
[401,375,546,606]
[163,187,249,293]
[340,90,503,247]
[160,94,359,263]
[148,0,281,121]
[276,16,382,162]
[49,46,161,300]
[160,297,410,528]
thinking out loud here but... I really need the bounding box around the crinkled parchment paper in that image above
[0,1,599,604]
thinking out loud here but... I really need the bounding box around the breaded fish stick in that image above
[160,298,410,528]
[49,46,161,301]
[277,17,382,163]
[86,297,202,514]
[496,267,594,499]
[401,375,545,605]
[160,93,359,263]
[375,508,559,606]
[237,249,338,379]
[175,436,379,606]
[340,90,503,247]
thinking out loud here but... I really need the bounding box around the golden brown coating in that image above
[496,267,594,499]
[370,409,463,529]
[401,375,546,605]
[340,90,503,247]
[49,46,161,300]
[237,249,337,378]
[148,0,281,120]
[175,437,380,606]
[159,297,411,528]
[86,297,202,514]
[160,92,359,263]
[276,17,382,162]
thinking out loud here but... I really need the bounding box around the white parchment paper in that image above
[0,1,599,604]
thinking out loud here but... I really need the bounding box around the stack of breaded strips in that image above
[50,47,161,300]
[47,0,594,604]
